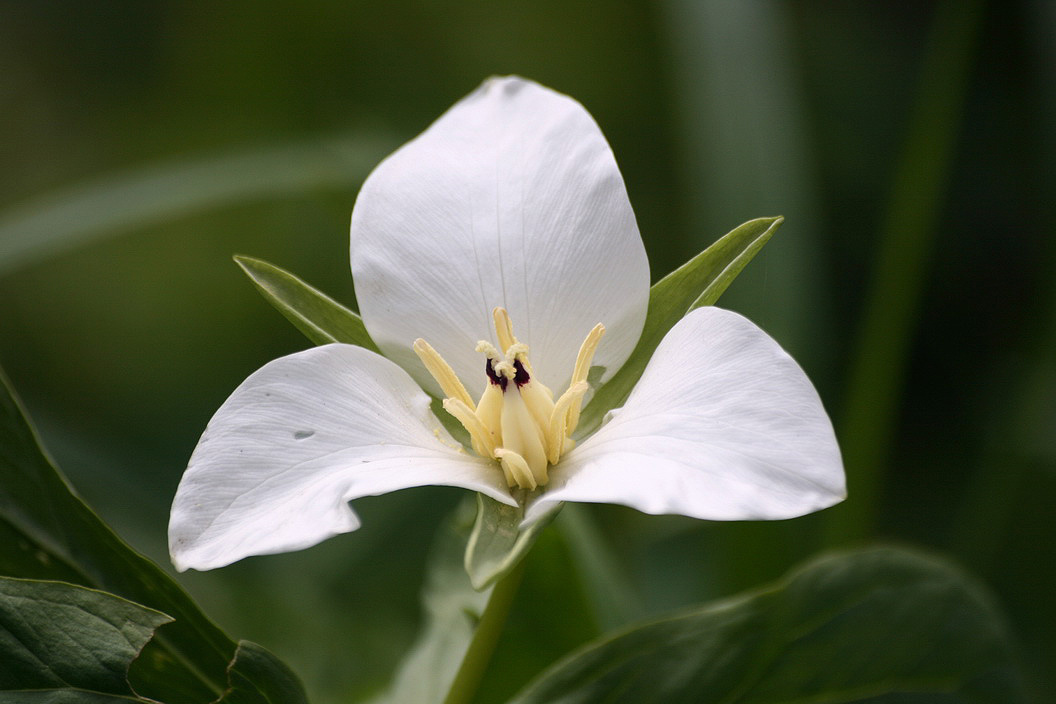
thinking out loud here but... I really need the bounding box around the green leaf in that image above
[576,216,782,436]
[0,133,396,276]
[464,494,561,591]
[0,367,306,703]
[234,255,380,351]
[0,576,169,699]
[511,547,1026,704]
[216,641,310,704]
[369,505,491,704]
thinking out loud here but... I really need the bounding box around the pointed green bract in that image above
[575,216,782,436]
[464,494,561,591]
[235,255,380,352]
[0,367,309,703]
[511,547,1026,704]
[0,577,169,698]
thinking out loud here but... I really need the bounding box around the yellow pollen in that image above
[417,311,604,491]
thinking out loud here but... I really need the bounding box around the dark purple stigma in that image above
[485,358,508,391]
[513,359,530,387]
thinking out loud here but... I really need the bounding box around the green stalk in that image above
[442,558,526,704]
[826,0,985,545]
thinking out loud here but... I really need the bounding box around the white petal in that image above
[527,307,845,524]
[350,76,649,398]
[169,344,513,571]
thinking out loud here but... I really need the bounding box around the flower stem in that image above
[443,558,527,704]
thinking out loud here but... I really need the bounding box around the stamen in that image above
[571,323,606,386]
[565,323,606,434]
[499,386,549,485]
[499,460,515,487]
[492,307,517,354]
[423,309,604,487]
[547,381,588,463]
[413,339,475,410]
[475,382,503,445]
[519,366,556,431]
[495,449,538,490]
[442,398,495,458]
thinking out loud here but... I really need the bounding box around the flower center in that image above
[413,308,604,490]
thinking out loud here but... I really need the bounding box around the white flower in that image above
[169,77,845,572]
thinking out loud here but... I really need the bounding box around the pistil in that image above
[414,308,605,490]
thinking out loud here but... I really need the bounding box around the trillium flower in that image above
[169,77,845,573]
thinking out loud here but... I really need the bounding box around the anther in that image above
[493,307,517,354]
[495,449,540,490]
[442,398,496,458]
[413,338,475,410]
[571,324,606,387]
[547,382,588,463]
[565,323,606,434]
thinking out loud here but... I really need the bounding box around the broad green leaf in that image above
[511,547,1025,704]
[234,255,379,352]
[0,133,396,276]
[369,505,491,704]
[217,641,310,704]
[464,494,561,591]
[576,216,782,436]
[130,634,310,704]
[0,576,168,699]
[0,367,306,703]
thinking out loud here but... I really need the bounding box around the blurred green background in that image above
[1,1,1052,702]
